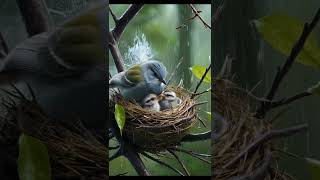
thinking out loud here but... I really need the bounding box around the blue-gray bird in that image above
[0,1,108,130]
[109,60,167,103]
[159,91,182,111]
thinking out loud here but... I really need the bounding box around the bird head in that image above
[141,93,161,111]
[142,60,167,94]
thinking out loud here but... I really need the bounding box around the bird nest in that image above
[0,87,108,180]
[212,79,295,180]
[110,86,199,153]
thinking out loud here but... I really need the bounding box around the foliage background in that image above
[213,0,320,179]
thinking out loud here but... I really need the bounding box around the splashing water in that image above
[124,33,155,68]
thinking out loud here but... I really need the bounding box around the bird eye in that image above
[150,97,155,101]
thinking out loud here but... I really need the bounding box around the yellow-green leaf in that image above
[253,12,320,69]
[18,134,51,180]
[190,65,211,83]
[307,82,320,96]
[305,158,320,180]
[206,111,212,121]
[115,104,126,136]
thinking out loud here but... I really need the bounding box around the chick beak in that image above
[159,93,165,100]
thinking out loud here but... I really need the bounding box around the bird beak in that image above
[160,78,167,85]
[159,93,165,100]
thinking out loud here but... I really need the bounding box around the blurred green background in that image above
[213,0,320,179]
[109,4,211,176]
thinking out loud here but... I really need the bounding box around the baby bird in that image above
[159,91,182,111]
[141,94,161,111]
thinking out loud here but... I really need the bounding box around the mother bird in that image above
[0,1,108,130]
[109,60,167,103]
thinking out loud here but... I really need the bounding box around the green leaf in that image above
[305,158,320,180]
[307,82,320,96]
[18,134,51,180]
[206,111,212,121]
[190,65,211,83]
[115,104,126,136]
[253,12,320,69]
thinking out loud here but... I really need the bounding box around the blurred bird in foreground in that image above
[159,91,182,111]
[109,60,167,103]
[0,1,108,130]
[141,93,161,111]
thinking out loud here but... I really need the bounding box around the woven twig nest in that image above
[0,87,108,180]
[212,79,294,180]
[110,86,199,152]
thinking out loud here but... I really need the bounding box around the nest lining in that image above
[110,86,199,152]
[212,79,294,180]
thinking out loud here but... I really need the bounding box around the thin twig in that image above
[269,91,312,109]
[141,152,185,176]
[223,124,308,169]
[169,148,211,164]
[192,88,211,97]
[109,5,119,24]
[167,149,190,176]
[192,64,211,98]
[212,0,225,30]
[170,147,211,157]
[188,4,211,29]
[109,145,120,150]
[256,8,320,118]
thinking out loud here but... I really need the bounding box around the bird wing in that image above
[124,64,144,85]
[47,2,107,71]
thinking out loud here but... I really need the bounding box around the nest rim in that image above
[110,86,200,152]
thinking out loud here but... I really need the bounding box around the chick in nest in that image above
[159,91,182,111]
[141,93,161,111]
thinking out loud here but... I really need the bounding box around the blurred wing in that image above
[48,2,107,70]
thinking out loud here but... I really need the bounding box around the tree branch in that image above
[167,149,190,176]
[256,8,320,118]
[16,0,51,36]
[141,152,185,176]
[181,131,211,142]
[123,144,150,176]
[170,147,211,158]
[169,147,211,164]
[109,4,144,73]
[109,5,119,24]
[112,4,144,42]
[188,4,211,29]
[192,64,211,98]
[223,124,308,169]
[0,32,8,58]
[269,91,312,109]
